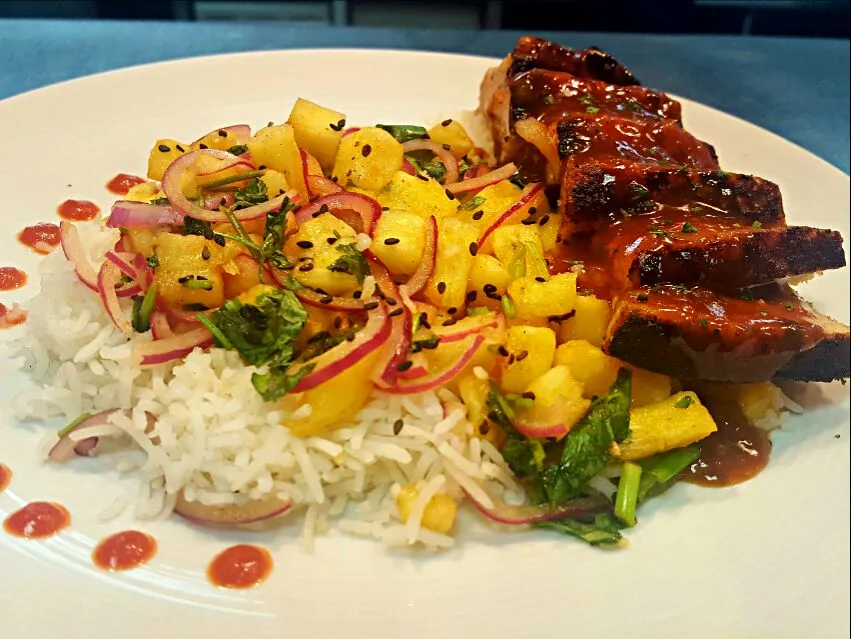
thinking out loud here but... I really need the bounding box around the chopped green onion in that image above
[467,306,491,317]
[198,169,265,192]
[614,462,642,526]
[508,245,526,279]
[58,412,92,437]
[182,279,214,290]
[132,282,159,333]
[501,295,517,319]
[674,395,694,409]
[637,445,701,501]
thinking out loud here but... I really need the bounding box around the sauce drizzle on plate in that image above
[0,464,11,492]
[106,173,146,196]
[93,530,157,571]
[208,544,273,589]
[58,199,100,222]
[3,502,70,538]
[18,223,60,254]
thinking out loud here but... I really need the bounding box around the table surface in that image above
[2,18,848,173]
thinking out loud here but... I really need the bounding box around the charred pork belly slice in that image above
[561,162,785,234]
[510,36,640,86]
[604,284,851,383]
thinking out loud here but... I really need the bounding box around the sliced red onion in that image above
[293,192,382,236]
[512,419,570,439]
[233,252,274,283]
[433,312,504,344]
[107,201,185,229]
[401,139,459,184]
[105,251,138,280]
[190,124,251,147]
[98,260,132,335]
[48,409,157,463]
[155,299,203,326]
[162,149,301,223]
[462,486,609,525]
[134,327,213,366]
[403,215,437,295]
[401,158,417,176]
[203,192,236,210]
[478,183,545,249]
[175,491,292,526]
[115,282,142,298]
[299,149,313,197]
[149,310,173,340]
[196,157,255,178]
[380,334,484,395]
[114,235,128,253]
[446,163,517,195]
[369,260,412,386]
[290,304,391,393]
[307,175,342,197]
[132,254,154,291]
[341,127,360,138]
[514,118,560,181]
[59,221,98,292]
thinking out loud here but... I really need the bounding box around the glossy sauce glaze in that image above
[208,544,273,589]
[0,267,27,291]
[106,173,146,196]
[57,199,100,222]
[18,223,60,254]
[0,303,27,329]
[92,530,157,571]
[0,464,11,492]
[3,502,70,538]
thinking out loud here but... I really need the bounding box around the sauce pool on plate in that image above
[18,223,60,254]
[93,530,157,571]
[0,464,11,491]
[0,267,26,291]
[106,173,146,196]
[3,502,70,538]
[0,303,27,329]
[57,199,100,222]
[208,544,273,589]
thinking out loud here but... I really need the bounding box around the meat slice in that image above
[510,36,640,86]
[604,284,851,382]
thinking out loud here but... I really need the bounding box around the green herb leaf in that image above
[535,512,626,546]
[145,255,160,269]
[183,216,213,237]
[376,124,428,144]
[411,337,441,353]
[674,395,694,409]
[328,243,371,284]
[501,295,517,319]
[149,196,170,206]
[233,177,269,209]
[509,174,528,189]
[420,160,446,182]
[58,412,92,438]
[252,363,314,402]
[752,220,762,229]
[586,106,600,115]
[681,222,699,234]
[637,445,700,501]
[458,194,486,212]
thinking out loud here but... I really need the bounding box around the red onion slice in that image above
[133,327,213,366]
[203,192,236,210]
[149,310,173,340]
[514,118,560,182]
[59,221,99,292]
[162,149,301,223]
[98,260,133,335]
[369,259,413,386]
[49,409,157,463]
[401,158,417,176]
[105,251,138,280]
[380,334,484,395]
[195,157,255,178]
[290,303,391,393]
[403,215,437,295]
[174,491,292,526]
[512,419,570,439]
[293,192,382,236]
[190,124,251,147]
[341,127,360,139]
[432,312,504,344]
[478,183,545,249]
[107,200,185,229]
[402,139,459,184]
[307,175,342,197]
[462,486,609,525]
[446,163,517,195]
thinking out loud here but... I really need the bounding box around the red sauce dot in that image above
[0,464,11,492]
[0,267,27,291]
[58,199,100,222]
[107,173,146,196]
[19,223,60,254]
[3,502,70,538]
[207,544,273,589]
[0,303,27,329]
[93,530,157,571]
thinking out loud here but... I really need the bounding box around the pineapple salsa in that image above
[52,97,777,546]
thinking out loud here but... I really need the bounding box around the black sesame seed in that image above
[319,204,330,214]
[397,360,413,372]
[214,234,226,247]
[485,292,502,301]
[176,144,185,153]
[483,283,497,294]
[445,189,456,200]
[528,207,537,216]
[385,298,398,307]
[497,345,510,357]
[469,241,478,256]
[466,290,478,302]
[363,301,379,311]
[441,118,453,126]
[346,333,356,341]
[383,238,400,245]
[515,350,529,361]
[535,276,546,283]
[199,143,208,150]
[320,295,333,304]
[361,144,372,157]
[327,236,338,245]
[539,214,550,226]
[298,262,314,272]
[442,144,451,151]
[218,130,227,137]
[204,228,215,240]
[637,293,649,303]
[333,316,343,329]
[437,281,447,294]
[296,240,314,249]
[195,275,209,281]
[442,318,457,327]
[329,122,342,132]
[381,206,390,211]
[416,174,429,182]
[447,307,457,315]
[508,354,516,365]
[521,218,537,225]
[331,176,339,183]
[393,419,404,435]
[472,210,484,220]
[177,275,194,283]
[201,246,211,261]
[420,316,431,329]
[522,391,536,400]
[388,307,404,317]
[352,290,363,299]
[158,144,171,153]
[479,422,490,436]
[337,118,346,127]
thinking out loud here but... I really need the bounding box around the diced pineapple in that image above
[377,171,458,219]
[246,124,308,198]
[423,217,479,311]
[457,374,490,427]
[154,233,227,310]
[190,127,243,152]
[147,138,187,181]
[332,127,402,192]
[284,214,359,295]
[630,368,673,408]
[468,254,512,303]
[426,118,474,159]
[518,365,591,434]
[490,224,547,279]
[303,151,322,176]
[737,382,782,426]
[236,284,277,306]
[222,255,263,300]
[499,325,556,394]
[525,365,583,407]
[287,98,346,172]
[124,228,159,257]
[124,181,160,203]
[559,293,612,348]
[554,339,620,399]
[457,180,522,236]
[396,485,457,534]
[613,391,717,461]
[508,273,577,320]
[370,212,426,276]
[260,169,289,199]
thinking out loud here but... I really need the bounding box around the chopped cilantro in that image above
[375,124,428,143]
[459,194,486,212]
[227,144,249,155]
[328,243,371,284]
[681,222,699,234]
[674,395,694,409]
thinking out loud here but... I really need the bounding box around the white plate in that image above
[0,49,848,639]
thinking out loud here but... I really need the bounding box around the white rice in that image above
[9,221,514,550]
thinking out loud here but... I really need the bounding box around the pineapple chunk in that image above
[525,365,584,408]
[283,214,360,295]
[287,98,345,172]
[377,171,458,219]
[518,365,591,433]
[147,138,187,181]
[554,339,620,399]
[613,392,717,461]
[396,485,457,534]
[468,254,512,302]
[124,181,160,203]
[247,123,308,198]
[222,255,263,300]
[426,118,474,159]
[499,325,556,394]
[508,273,577,320]
[154,233,227,310]
[490,224,547,279]
[370,212,427,276]
[190,127,243,152]
[630,368,673,407]
[457,374,490,428]
[423,217,478,311]
[260,169,289,198]
[124,228,159,257]
[457,180,523,235]
[332,127,402,192]
[559,293,612,348]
